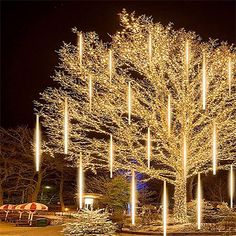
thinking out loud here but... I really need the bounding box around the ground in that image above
[0,223,124,236]
[0,222,63,236]
[0,222,235,236]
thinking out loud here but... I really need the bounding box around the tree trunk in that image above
[0,184,3,205]
[173,176,187,223]
[187,176,194,202]
[59,171,65,211]
[29,172,43,202]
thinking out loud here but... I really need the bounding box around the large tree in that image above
[35,11,236,223]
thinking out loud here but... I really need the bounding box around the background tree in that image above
[87,175,130,211]
[35,10,236,223]
[0,127,75,208]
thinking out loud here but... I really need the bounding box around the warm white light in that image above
[183,134,187,177]
[228,58,232,95]
[131,170,136,225]
[35,114,41,172]
[212,121,217,175]
[109,49,112,83]
[167,94,171,135]
[89,77,92,112]
[78,152,83,209]
[148,33,152,62]
[163,180,167,236]
[64,97,69,154]
[186,40,190,82]
[147,127,151,169]
[78,33,83,65]
[110,134,113,178]
[128,82,131,125]
[230,165,234,208]
[202,53,206,110]
[197,172,201,230]
[85,197,94,206]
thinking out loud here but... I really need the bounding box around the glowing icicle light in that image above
[78,33,83,65]
[228,58,232,95]
[230,165,234,208]
[212,121,217,175]
[167,94,171,135]
[131,170,136,225]
[64,97,69,154]
[109,134,113,178]
[89,77,92,112]
[77,152,83,209]
[163,180,167,236]
[128,82,131,125]
[202,53,206,110]
[147,127,151,169]
[183,134,187,177]
[148,33,152,63]
[35,114,41,172]
[109,49,112,83]
[197,173,201,230]
[186,40,190,82]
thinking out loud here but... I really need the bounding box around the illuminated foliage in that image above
[35,10,236,223]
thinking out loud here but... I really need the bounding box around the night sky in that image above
[1,1,235,128]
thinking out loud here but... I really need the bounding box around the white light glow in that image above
[128,82,131,125]
[131,170,136,225]
[89,77,92,112]
[212,121,217,175]
[64,97,68,154]
[183,134,187,177]
[35,114,41,172]
[78,153,83,209]
[163,180,167,236]
[197,173,201,230]
[78,33,83,65]
[110,134,113,178]
[167,94,171,135]
[202,53,206,110]
[228,58,232,95]
[186,40,190,82]
[109,49,112,83]
[147,127,151,169]
[230,165,234,208]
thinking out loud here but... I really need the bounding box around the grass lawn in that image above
[0,222,64,236]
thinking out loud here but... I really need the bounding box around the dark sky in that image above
[1,1,235,128]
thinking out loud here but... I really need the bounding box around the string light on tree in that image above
[202,53,207,110]
[89,77,92,112]
[35,114,41,172]
[183,134,187,177]
[230,165,234,208]
[167,94,171,135]
[78,33,83,65]
[64,97,69,155]
[109,49,113,83]
[128,81,132,125]
[163,180,167,236]
[148,32,152,63]
[147,127,151,169]
[109,134,113,178]
[228,57,232,95]
[197,173,202,230]
[37,11,236,223]
[212,121,217,175]
[131,170,136,225]
[77,152,83,209]
[185,40,190,82]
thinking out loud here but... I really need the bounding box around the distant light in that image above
[45,186,51,189]
[65,208,69,212]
